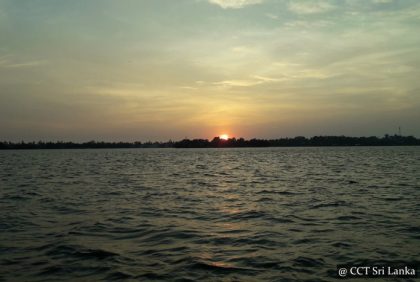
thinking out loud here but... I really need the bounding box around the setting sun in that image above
[219,134,229,140]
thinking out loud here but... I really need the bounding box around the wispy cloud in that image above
[208,0,263,9]
[4,61,47,68]
[0,56,47,68]
[213,75,283,87]
[288,1,335,15]
[372,0,393,4]
[214,79,262,87]
[284,20,332,29]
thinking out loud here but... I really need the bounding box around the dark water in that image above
[1,147,419,281]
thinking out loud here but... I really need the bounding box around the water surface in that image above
[1,147,419,281]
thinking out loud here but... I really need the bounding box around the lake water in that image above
[0,147,419,281]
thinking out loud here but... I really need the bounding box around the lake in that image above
[0,147,419,281]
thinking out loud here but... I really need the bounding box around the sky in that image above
[0,0,419,141]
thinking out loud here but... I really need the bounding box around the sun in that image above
[219,134,229,140]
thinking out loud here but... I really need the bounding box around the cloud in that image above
[372,0,393,3]
[2,61,47,68]
[288,1,335,15]
[284,19,332,29]
[0,55,47,69]
[208,0,263,9]
[214,79,262,87]
[213,75,283,87]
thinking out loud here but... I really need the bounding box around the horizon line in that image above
[1,133,416,143]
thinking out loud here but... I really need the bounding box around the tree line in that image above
[0,134,419,149]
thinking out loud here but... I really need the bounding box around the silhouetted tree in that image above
[1,135,420,149]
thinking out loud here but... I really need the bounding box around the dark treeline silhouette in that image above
[173,135,420,148]
[0,135,419,149]
[0,140,173,150]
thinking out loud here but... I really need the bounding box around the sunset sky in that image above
[1,0,419,141]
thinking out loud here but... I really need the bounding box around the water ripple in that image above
[1,147,419,281]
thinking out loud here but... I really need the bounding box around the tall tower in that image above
[398,126,401,136]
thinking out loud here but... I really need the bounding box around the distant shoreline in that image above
[1,135,419,149]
